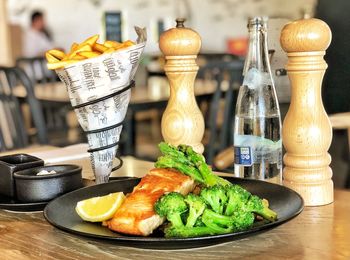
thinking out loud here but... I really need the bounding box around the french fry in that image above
[47,49,65,60]
[77,51,100,58]
[70,42,79,51]
[104,40,123,49]
[67,44,92,59]
[71,54,86,60]
[80,34,99,47]
[122,40,135,47]
[45,33,138,70]
[47,60,77,70]
[45,52,60,63]
[93,42,108,53]
[103,48,115,54]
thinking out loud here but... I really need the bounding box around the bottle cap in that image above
[247,17,264,28]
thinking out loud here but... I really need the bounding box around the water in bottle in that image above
[234,17,282,184]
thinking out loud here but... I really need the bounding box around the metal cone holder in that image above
[54,27,146,183]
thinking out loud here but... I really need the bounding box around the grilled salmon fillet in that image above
[107,168,195,236]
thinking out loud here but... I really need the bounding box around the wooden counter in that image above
[0,149,349,259]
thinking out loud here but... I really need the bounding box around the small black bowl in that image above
[14,164,83,203]
[0,154,44,197]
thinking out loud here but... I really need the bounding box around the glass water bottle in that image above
[234,17,282,184]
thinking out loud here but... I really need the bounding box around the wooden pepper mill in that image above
[159,18,204,153]
[280,18,333,206]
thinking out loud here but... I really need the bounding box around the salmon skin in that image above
[107,168,195,236]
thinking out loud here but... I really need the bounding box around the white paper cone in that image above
[54,27,147,183]
[90,146,117,184]
[74,89,131,132]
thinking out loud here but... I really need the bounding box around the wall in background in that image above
[7,0,316,54]
[0,0,12,66]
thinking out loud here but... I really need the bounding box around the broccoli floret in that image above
[225,185,251,216]
[156,188,277,238]
[224,185,277,222]
[154,192,188,227]
[230,211,255,230]
[184,194,206,227]
[200,185,228,214]
[202,208,254,231]
[243,195,277,221]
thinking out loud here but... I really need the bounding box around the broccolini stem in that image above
[202,209,234,228]
[255,206,278,221]
[167,214,185,228]
[155,155,204,183]
[180,144,232,187]
[165,226,227,238]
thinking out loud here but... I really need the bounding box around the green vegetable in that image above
[154,192,187,228]
[202,185,277,222]
[153,142,278,238]
[156,142,231,187]
[200,185,228,214]
[155,155,204,183]
[184,194,206,227]
[202,209,255,231]
[242,195,277,221]
[156,193,233,238]
[164,225,231,238]
[225,184,251,216]
[178,144,231,187]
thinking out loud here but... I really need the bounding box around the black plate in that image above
[0,177,136,212]
[0,194,47,211]
[44,177,304,249]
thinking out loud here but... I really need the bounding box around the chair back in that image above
[17,58,77,146]
[16,57,58,85]
[197,60,244,164]
[0,67,48,151]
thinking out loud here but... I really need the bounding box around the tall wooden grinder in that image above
[158,18,205,154]
[280,18,334,206]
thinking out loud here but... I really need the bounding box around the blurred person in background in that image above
[23,10,54,57]
[21,10,61,82]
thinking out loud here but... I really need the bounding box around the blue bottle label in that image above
[234,146,252,166]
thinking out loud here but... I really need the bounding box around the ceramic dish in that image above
[0,154,44,197]
[44,177,304,249]
[14,164,83,202]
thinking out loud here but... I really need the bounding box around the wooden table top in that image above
[0,147,349,259]
[12,79,216,105]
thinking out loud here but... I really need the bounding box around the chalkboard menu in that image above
[157,19,165,40]
[104,12,122,42]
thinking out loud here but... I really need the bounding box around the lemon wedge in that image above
[75,192,125,222]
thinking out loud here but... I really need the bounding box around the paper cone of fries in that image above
[54,27,146,183]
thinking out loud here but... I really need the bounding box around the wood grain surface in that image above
[159,19,205,154]
[0,149,349,259]
[280,18,334,206]
[0,189,348,259]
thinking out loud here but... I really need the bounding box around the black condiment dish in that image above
[14,164,83,203]
[0,154,44,197]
